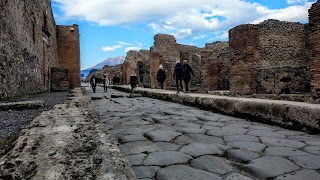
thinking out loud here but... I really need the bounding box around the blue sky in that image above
[51,0,316,70]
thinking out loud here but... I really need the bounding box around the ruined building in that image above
[0,0,80,99]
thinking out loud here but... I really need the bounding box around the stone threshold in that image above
[112,86,320,134]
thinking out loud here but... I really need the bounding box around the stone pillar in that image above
[229,24,259,94]
[309,0,320,95]
[150,53,160,89]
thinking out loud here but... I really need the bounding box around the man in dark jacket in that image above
[173,60,184,94]
[157,64,166,89]
[183,60,195,93]
[90,75,99,93]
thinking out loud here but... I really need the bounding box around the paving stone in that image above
[303,146,320,155]
[125,153,146,166]
[248,125,274,130]
[191,155,234,175]
[224,123,252,129]
[154,142,181,151]
[179,143,230,157]
[223,135,260,142]
[287,135,320,142]
[195,115,219,122]
[132,166,160,179]
[226,173,253,180]
[156,165,221,180]
[289,155,320,169]
[305,141,320,146]
[143,151,192,166]
[260,137,306,149]
[227,149,260,162]
[119,134,147,143]
[175,127,207,134]
[275,130,307,136]
[203,121,225,127]
[274,169,320,180]
[207,128,248,137]
[264,147,309,156]
[247,130,286,138]
[119,141,160,155]
[201,125,221,131]
[244,156,300,179]
[174,122,201,128]
[174,134,224,145]
[145,130,182,142]
[227,141,266,152]
[120,120,151,126]
[120,128,142,135]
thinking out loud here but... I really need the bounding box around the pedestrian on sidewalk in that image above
[129,73,139,92]
[183,60,195,93]
[173,60,184,94]
[102,74,109,92]
[90,75,98,93]
[157,64,166,89]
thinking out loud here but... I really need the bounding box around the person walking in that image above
[90,75,98,93]
[183,60,195,93]
[157,64,166,89]
[129,73,139,92]
[173,60,184,94]
[102,74,109,92]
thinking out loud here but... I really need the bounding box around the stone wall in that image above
[51,67,69,91]
[229,24,259,94]
[101,64,122,84]
[0,0,59,99]
[257,20,310,94]
[57,25,80,88]
[309,0,320,95]
[201,42,230,91]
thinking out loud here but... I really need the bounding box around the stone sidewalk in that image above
[88,86,320,180]
[113,86,320,134]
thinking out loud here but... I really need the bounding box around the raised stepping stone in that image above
[91,96,103,100]
[132,166,160,179]
[289,155,320,169]
[264,147,309,156]
[260,137,306,149]
[227,141,266,152]
[0,100,44,110]
[156,165,221,180]
[119,141,160,155]
[154,142,181,151]
[191,155,234,175]
[175,134,224,145]
[111,94,124,98]
[143,151,192,166]
[274,169,320,180]
[226,173,253,180]
[126,153,146,166]
[145,131,182,142]
[243,156,300,179]
[304,146,320,155]
[119,134,147,143]
[223,135,260,142]
[227,149,260,162]
[179,143,229,157]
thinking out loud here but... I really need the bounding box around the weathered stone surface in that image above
[143,151,192,166]
[304,146,320,155]
[145,131,182,142]
[227,149,260,162]
[126,153,146,166]
[179,143,229,157]
[156,165,221,180]
[227,141,266,152]
[175,127,206,134]
[191,155,234,175]
[119,141,160,155]
[226,173,253,180]
[119,134,147,143]
[260,137,306,148]
[154,142,181,151]
[0,100,44,110]
[223,135,260,142]
[289,155,320,169]
[175,134,224,145]
[274,169,320,180]
[132,166,160,179]
[244,156,300,179]
[247,130,286,138]
[207,128,248,136]
[264,147,309,156]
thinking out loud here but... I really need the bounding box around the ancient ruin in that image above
[0,0,80,99]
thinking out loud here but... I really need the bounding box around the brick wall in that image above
[229,24,259,94]
[51,67,69,91]
[257,20,310,94]
[57,25,80,88]
[0,0,59,99]
[309,0,320,95]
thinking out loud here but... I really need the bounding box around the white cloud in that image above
[53,0,315,40]
[193,34,208,40]
[101,45,122,52]
[125,47,142,52]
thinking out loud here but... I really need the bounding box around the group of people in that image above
[89,74,109,93]
[157,60,195,94]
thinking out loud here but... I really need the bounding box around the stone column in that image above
[150,53,160,89]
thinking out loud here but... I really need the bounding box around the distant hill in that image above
[81,56,125,78]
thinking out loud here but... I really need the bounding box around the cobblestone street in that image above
[87,86,320,180]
